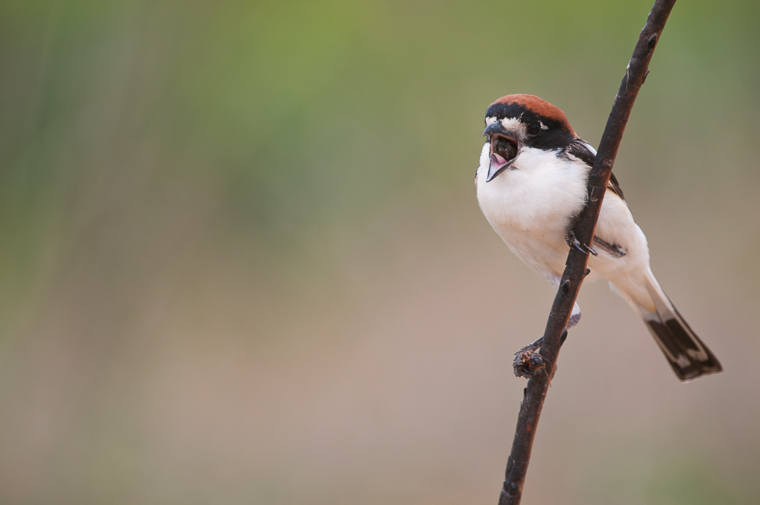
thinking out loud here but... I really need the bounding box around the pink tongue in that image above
[491,153,507,168]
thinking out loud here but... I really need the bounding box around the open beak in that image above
[483,122,519,182]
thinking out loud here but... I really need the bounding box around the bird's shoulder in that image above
[561,138,625,201]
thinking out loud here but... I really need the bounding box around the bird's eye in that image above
[527,123,541,135]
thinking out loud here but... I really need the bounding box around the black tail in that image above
[642,292,722,381]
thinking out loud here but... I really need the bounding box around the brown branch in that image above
[497,1,678,504]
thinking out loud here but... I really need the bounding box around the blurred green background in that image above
[1,0,759,503]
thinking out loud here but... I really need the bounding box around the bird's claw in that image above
[565,231,598,256]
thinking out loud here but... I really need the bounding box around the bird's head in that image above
[483,94,576,182]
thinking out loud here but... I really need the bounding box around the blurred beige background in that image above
[0,0,759,504]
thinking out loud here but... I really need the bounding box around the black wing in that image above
[563,139,625,201]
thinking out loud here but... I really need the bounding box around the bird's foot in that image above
[566,230,598,256]
[568,313,581,328]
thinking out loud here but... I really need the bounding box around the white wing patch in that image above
[579,140,597,155]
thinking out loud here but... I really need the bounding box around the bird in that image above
[475,93,722,381]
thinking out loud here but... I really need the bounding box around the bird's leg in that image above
[566,230,598,256]
[568,302,582,328]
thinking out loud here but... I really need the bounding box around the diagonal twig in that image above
[497,1,678,504]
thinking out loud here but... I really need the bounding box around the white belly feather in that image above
[475,142,651,297]
[475,142,588,284]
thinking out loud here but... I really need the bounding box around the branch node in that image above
[513,346,547,379]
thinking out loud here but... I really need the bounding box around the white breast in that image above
[475,142,589,281]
